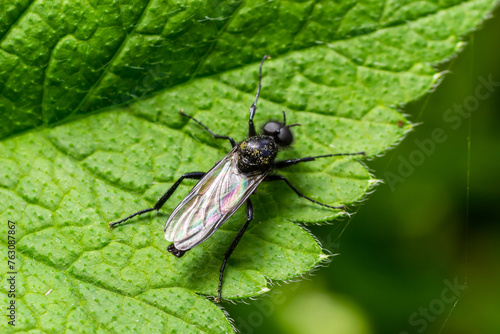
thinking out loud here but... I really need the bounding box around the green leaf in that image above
[1,0,497,332]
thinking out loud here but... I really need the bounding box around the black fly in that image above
[109,55,365,301]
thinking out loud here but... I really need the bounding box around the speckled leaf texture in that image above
[0,0,497,332]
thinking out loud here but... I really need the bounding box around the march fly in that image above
[109,55,366,302]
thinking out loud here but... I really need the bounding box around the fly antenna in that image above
[252,55,270,116]
[248,55,270,137]
[283,110,301,128]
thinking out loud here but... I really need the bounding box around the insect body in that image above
[109,55,365,301]
[164,145,267,256]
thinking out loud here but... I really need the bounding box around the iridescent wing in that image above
[164,147,268,251]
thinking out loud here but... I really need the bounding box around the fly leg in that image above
[264,175,345,210]
[180,110,236,148]
[216,199,254,302]
[108,172,205,229]
[249,55,270,137]
[273,152,366,169]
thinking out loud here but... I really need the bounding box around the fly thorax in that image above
[237,135,278,173]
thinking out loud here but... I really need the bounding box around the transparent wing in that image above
[164,147,267,251]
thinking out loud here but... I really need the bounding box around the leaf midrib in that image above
[1,0,471,141]
[62,0,155,124]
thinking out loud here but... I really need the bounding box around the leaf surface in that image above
[0,0,497,332]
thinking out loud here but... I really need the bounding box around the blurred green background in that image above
[224,6,500,334]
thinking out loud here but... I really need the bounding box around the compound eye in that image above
[263,121,283,136]
[277,127,293,146]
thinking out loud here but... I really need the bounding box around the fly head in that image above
[262,110,300,147]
